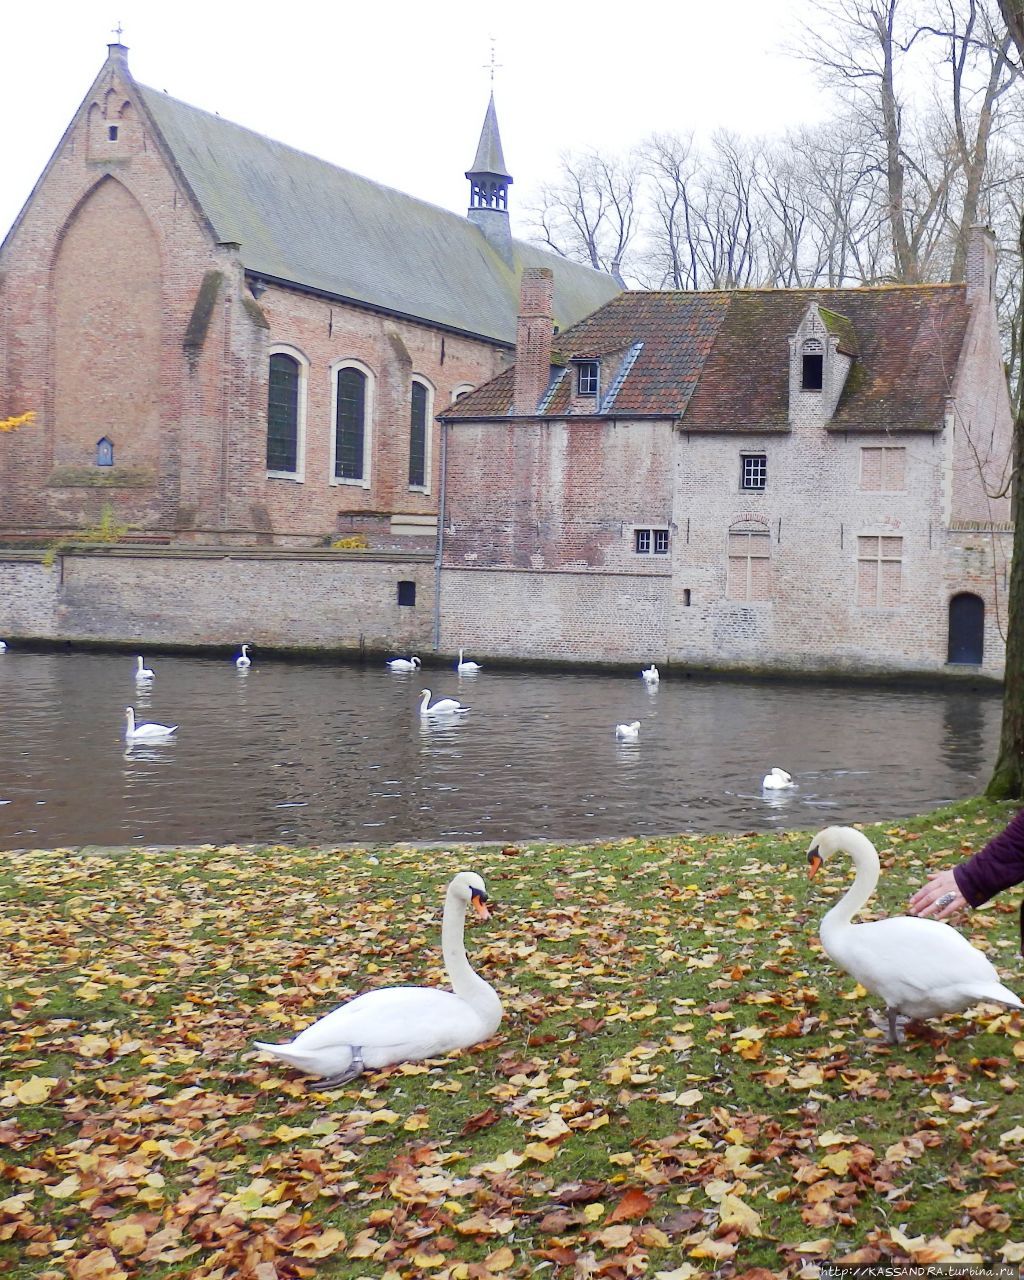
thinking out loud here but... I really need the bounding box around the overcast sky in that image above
[2,1,830,245]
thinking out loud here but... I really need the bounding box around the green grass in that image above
[2,800,1023,1278]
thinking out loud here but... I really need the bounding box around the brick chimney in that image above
[513,268,554,416]
[965,225,996,307]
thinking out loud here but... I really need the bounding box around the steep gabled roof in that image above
[136,86,616,345]
[444,285,970,429]
[468,93,511,180]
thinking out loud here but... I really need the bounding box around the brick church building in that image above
[0,42,617,548]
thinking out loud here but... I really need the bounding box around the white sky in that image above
[2,1,829,245]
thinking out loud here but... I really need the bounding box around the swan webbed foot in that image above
[314,1046,365,1090]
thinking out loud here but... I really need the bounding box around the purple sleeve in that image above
[953,809,1024,907]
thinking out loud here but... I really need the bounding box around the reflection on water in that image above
[0,649,1002,849]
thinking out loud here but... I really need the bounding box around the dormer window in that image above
[576,361,599,397]
[801,339,824,391]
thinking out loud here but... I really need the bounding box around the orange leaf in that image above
[606,1187,654,1224]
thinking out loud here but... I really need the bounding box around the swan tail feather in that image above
[253,1040,355,1077]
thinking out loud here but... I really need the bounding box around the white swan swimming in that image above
[387,655,421,671]
[419,689,466,716]
[762,767,794,789]
[456,648,482,673]
[254,871,502,1085]
[641,664,659,685]
[235,644,252,669]
[615,720,641,740]
[135,656,155,683]
[124,706,177,742]
[808,826,1024,1042]
[0,640,7,652]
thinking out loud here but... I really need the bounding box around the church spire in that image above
[466,93,513,261]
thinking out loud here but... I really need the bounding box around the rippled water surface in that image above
[0,649,1001,848]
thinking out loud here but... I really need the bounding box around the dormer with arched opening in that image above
[788,302,858,426]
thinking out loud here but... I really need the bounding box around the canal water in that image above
[0,649,1000,849]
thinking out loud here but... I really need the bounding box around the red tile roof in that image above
[442,285,970,431]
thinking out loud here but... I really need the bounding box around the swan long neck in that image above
[821,829,880,936]
[441,888,495,1011]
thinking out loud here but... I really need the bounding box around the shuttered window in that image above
[267,353,299,473]
[335,367,367,481]
[409,381,428,488]
[727,528,771,601]
[857,535,903,607]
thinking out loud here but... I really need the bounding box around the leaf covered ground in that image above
[2,799,1024,1280]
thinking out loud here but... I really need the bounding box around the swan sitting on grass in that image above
[124,707,177,742]
[387,655,421,671]
[254,872,502,1086]
[807,825,1023,1043]
[135,656,155,683]
[419,689,467,716]
[615,721,641,740]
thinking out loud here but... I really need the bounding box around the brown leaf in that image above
[460,1107,501,1136]
[554,1180,610,1204]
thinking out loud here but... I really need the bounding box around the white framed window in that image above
[801,338,824,391]
[267,345,309,480]
[635,527,670,555]
[740,453,767,491]
[860,446,906,492]
[451,383,475,403]
[576,360,599,397]
[727,523,771,601]
[857,535,903,607]
[409,375,434,492]
[330,359,374,488]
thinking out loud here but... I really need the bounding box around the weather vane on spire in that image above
[484,38,501,87]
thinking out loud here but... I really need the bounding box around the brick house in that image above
[438,239,1014,678]
[0,42,618,548]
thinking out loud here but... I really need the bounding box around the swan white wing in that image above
[289,985,491,1056]
[824,916,1010,1015]
[428,698,463,713]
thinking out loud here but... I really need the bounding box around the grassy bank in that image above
[2,800,1023,1279]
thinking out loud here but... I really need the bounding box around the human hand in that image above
[908,868,967,920]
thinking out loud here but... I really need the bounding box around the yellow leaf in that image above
[523,1141,558,1163]
[596,1224,635,1249]
[403,1112,430,1131]
[999,1125,1024,1147]
[292,1228,347,1259]
[14,1077,58,1105]
[47,1175,81,1199]
[718,1193,761,1237]
[723,1144,752,1171]
[77,1035,111,1059]
[533,1113,570,1140]
[108,1220,147,1255]
[583,1202,606,1222]
[793,1237,834,1255]
[1000,1242,1024,1263]
[817,1130,856,1147]
[676,1088,703,1106]
[948,1095,973,1114]
[655,1268,702,1280]
[486,1246,515,1271]
[820,1150,853,1176]
[411,1251,446,1268]
[272,1124,309,1141]
[368,1109,400,1125]
[472,1149,525,1175]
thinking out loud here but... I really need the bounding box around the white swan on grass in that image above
[457,648,482,673]
[387,655,421,672]
[135,656,155,683]
[419,689,467,717]
[235,644,252,669]
[615,721,641,740]
[808,825,1023,1043]
[641,664,659,685]
[254,871,502,1085]
[762,767,794,789]
[124,706,177,742]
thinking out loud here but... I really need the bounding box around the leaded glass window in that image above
[409,381,428,488]
[267,354,299,472]
[335,367,367,481]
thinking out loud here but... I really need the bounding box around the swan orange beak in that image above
[807,851,822,878]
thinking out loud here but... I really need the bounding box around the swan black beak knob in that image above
[807,848,823,878]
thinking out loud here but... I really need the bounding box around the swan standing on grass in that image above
[456,648,482,673]
[387,655,421,671]
[419,689,467,717]
[763,767,795,789]
[135,656,155,683]
[641,664,659,685]
[254,872,502,1086]
[615,721,641,740]
[124,707,177,742]
[235,644,252,669]
[807,826,1023,1043]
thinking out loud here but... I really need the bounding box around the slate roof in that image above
[136,86,617,345]
[468,94,511,179]
[443,285,970,429]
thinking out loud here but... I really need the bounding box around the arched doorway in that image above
[947,593,985,665]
